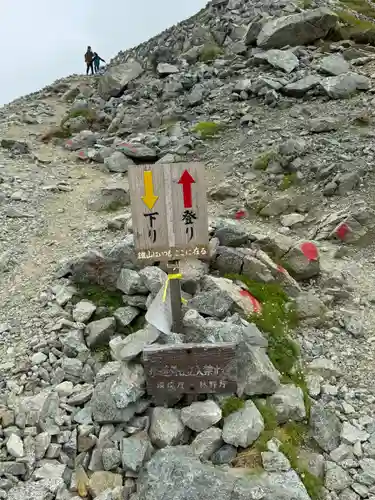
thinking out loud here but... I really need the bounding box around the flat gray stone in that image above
[325,461,352,492]
[85,317,116,348]
[181,401,222,432]
[113,306,139,332]
[268,384,306,424]
[191,427,223,460]
[319,54,350,76]
[149,408,185,448]
[139,266,167,295]
[236,343,281,397]
[121,432,153,472]
[117,268,148,295]
[91,378,137,424]
[310,403,341,452]
[134,446,311,500]
[73,300,96,323]
[109,327,160,362]
[222,400,264,448]
[211,444,237,465]
[110,363,145,409]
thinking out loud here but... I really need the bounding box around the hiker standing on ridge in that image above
[85,46,94,75]
[93,52,106,73]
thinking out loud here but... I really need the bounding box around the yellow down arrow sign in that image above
[141,170,158,210]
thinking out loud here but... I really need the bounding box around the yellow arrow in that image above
[141,170,158,210]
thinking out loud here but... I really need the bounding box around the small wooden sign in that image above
[128,163,209,263]
[142,343,237,400]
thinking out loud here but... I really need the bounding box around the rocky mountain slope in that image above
[1,0,375,499]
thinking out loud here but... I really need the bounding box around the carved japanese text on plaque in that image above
[142,342,237,398]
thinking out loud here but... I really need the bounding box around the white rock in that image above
[222,400,264,448]
[31,352,47,365]
[54,381,74,398]
[6,434,24,458]
[72,300,96,323]
[181,401,222,432]
[341,422,370,444]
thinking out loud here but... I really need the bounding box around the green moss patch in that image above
[40,125,71,142]
[199,43,224,62]
[221,396,246,418]
[226,276,300,376]
[334,5,375,42]
[280,173,298,191]
[253,400,278,452]
[279,423,323,500]
[339,0,375,18]
[191,121,224,138]
[92,344,112,363]
[281,371,312,421]
[252,150,279,171]
[41,108,98,143]
[73,283,124,312]
[60,107,98,128]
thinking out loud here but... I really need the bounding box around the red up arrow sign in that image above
[178,170,195,208]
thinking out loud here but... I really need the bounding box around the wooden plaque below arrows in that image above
[142,343,237,401]
[128,163,209,262]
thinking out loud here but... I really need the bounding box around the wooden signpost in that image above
[130,164,237,403]
[128,162,209,333]
[142,343,237,403]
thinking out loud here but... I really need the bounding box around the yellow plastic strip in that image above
[162,273,186,304]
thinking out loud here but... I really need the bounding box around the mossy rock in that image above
[199,43,224,62]
[334,6,375,43]
[61,107,98,127]
[339,0,375,18]
[252,150,279,171]
[191,121,224,138]
[40,125,71,142]
[281,371,312,421]
[236,405,322,497]
[280,173,298,191]
[300,0,313,8]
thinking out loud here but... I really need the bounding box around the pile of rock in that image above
[0,218,373,500]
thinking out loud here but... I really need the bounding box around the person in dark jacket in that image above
[85,46,94,75]
[93,52,106,73]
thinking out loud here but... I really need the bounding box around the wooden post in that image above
[166,260,183,333]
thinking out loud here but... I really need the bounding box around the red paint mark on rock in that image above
[277,265,286,273]
[235,210,246,220]
[240,290,262,314]
[300,242,318,261]
[336,223,350,240]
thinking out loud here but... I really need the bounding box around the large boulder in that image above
[319,72,370,99]
[133,447,311,500]
[257,8,337,49]
[98,61,144,100]
[56,236,140,289]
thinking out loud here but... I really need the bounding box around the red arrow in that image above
[178,170,195,208]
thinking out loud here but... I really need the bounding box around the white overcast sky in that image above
[0,0,208,106]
